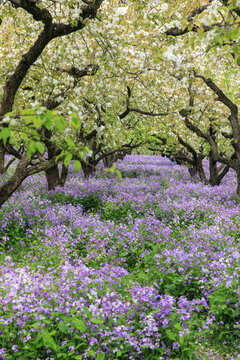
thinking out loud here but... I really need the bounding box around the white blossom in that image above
[115,7,128,16]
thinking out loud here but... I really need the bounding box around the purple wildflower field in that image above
[0,155,239,360]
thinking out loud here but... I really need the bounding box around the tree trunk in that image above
[236,171,240,203]
[0,151,5,174]
[59,164,68,187]
[209,151,218,185]
[188,165,197,177]
[45,164,60,191]
[45,164,68,190]
[81,159,96,178]
[197,163,207,183]
[0,156,29,207]
[216,165,230,185]
[44,130,68,191]
[102,153,116,168]
[188,160,206,183]
[208,151,229,186]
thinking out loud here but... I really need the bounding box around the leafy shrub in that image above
[102,202,139,222]
[48,192,104,213]
[207,287,240,345]
[0,212,39,251]
[79,193,105,214]
[121,169,141,178]
[155,209,214,228]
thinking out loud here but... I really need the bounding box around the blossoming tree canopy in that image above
[0,0,106,206]
[157,0,240,195]
[1,0,240,205]
[0,0,173,199]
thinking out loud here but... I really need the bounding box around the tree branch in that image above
[220,0,240,17]
[0,4,53,119]
[56,64,99,79]
[52,0,104,38]
[194,72,240,157]
[26,156,59,176]
[194,72,238,113]
[165,0,221,37]
[9,0,52,25]
[118,86,168,120]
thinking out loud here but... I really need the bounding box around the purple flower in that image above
[162,318,168,327]
[11,345,18,353]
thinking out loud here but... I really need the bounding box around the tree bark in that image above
[0,155,58,207]
[45,164,60,191]
[236,171,240,203]
[0,156,29,207]
[0,151,5,174]
[102,153,117,168]
[0,150,16,174]
[59,164,68,187]
[209,150,218,185]
[208,151,230,186]
[81,159,96,178]
[197,161,207,183]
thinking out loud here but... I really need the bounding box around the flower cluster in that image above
[0,155,239,359]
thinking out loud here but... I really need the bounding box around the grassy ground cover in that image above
[0,155,239,360]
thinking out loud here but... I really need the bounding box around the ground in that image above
[0,155,239,360]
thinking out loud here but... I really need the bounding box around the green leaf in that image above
[3,112,12,120]
[42,332,57,351]
[55,116,67,131]
[58,322,68,334]
[65,137,75,150]
[182,347,193,354]
[174,323,183,331]
[74,160,81,171]
[33,116,43,129]
[179,335,184,345]
[27,140,37,158]
[0,127,11,144]
[232,46,240,57]
[72,318,86,332]
[57,353,68,359]
[84,307,92,319]
[225,27,239,40]
[116,170,122,180]
[64,153,73,167]
[166,330,176,341]
[72,112,80,129]
[43,110,53,130]
[96,353,105,360]
[74,356,82,360]
[35,142,45,154]
[78,149,86,159]
[55,150,64,163]
[31,322,42,329]
[46,110,53,119]
[107,162,116,174]
[21,109,36,124]
[87,350,95,357]
[210,294,226,303]
[91,318,105,325]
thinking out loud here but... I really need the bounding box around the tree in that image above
[0,0,172,192]
[0,0,105,207]
[158,0,240,193]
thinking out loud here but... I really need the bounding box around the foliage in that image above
[48,191,105,214]
[0,156,239,360]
